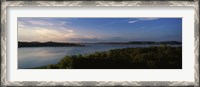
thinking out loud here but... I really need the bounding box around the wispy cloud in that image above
[18,18,70,29]
[128,18,159,24]
[128,20,138,23]
[18,21,25,27]
[18,18,77,42]
[28,20,53,26]
[18,18,101,42]
[18,26,77,42]
[28,20,69,26]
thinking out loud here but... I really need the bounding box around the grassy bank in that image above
[35,45,182,69]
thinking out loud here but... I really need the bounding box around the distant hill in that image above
[18,41,84,47]
[97,41,182,45]
[18,41,181,47]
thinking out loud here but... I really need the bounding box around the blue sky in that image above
[18,18,182,43]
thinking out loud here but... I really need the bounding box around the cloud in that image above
[18,21,25,27]
[18,18,99,42]
[28,20,54,26]
[18,26,77,42]
[18,18,78,42]
[128,20,138,23]
[128,18,159,24]
[18,18,103,42]
[18,18,71,30]
[28,20,69,26]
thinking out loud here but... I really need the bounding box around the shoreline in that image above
[22,45,182,69]
[18,41,182,48]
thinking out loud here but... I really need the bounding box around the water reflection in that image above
[18,44,177,69]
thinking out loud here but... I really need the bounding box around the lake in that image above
[18,44,177,69]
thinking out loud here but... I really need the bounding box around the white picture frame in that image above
[1,1,199,87]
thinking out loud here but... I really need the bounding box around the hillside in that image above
[34,45,182,69]
[18,41,84,47]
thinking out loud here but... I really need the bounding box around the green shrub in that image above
[40,46,182,69]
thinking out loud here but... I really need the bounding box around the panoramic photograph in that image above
[18,18,182,69]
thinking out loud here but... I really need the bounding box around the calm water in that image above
[18,44,174,69]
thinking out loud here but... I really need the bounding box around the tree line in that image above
[35,45,182,69]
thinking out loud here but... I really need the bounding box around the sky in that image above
[18,18,182,43]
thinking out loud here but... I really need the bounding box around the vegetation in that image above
[18,41,84,47]
[34,45,182,69]
[19,41,181,48]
